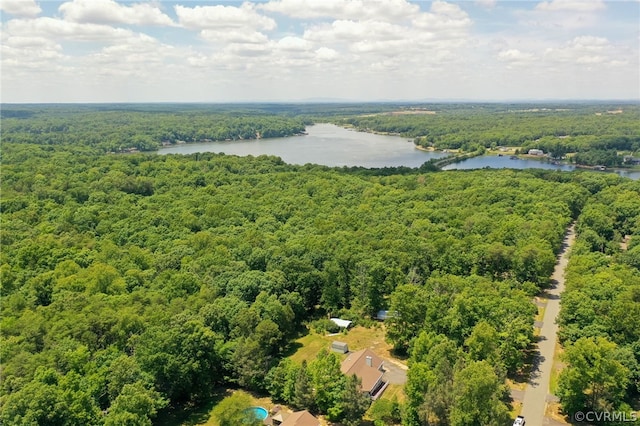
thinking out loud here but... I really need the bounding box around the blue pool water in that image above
[248,406,268,421]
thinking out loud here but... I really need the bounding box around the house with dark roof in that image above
[340,348,387,399]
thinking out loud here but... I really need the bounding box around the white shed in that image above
[330,318,352,329]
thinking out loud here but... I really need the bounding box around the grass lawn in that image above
[288,331,333,364]
[379,384,405,403]
[542,331,569,424]
[289,325,405,366]
[535,304,546,323]
[155,388,227,426]
[509,401,522,419]
[507,378,527,392]
[546,402,570,425]
[549,342,565,396]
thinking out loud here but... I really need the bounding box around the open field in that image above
[289,325,405,367]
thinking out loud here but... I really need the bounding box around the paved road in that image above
[519,224,575,426]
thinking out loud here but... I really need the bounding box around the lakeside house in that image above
[528,149,544,156]
[340,348,387,400]
[624,156,640,165]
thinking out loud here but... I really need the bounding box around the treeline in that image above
[0,133,596,424]
[557,180,640,419]
[336,105,640,154]
[389,275,533,425]
[1,106,307,153]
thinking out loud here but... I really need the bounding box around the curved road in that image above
[519,224,575,425]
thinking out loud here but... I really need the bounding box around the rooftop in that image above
[280,410,320,426]
[340,348,384,393]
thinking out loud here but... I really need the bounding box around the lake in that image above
[158,123,447,168]
[159,124,640,179]
[442,155,576,172]
[443,154,640,179]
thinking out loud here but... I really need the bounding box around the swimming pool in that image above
[247,406,268,421]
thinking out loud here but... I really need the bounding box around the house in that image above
[331,341,349,354]
[340,348,387,399]
[624,156,640,165]
[528,149,544,156]
[330,318,352,329]
[271,410,320,426]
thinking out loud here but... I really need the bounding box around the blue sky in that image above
[1,0,638,102]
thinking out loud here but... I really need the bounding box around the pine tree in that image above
[340,374,370,426]
[292,361,315,411]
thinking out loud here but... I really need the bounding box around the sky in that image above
[1,0,639,103]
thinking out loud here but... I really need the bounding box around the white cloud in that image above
[6,17,138,42]
[304,20,406,43]
[315,47,339,61]
[412,1,471,32]
[498,48,534,61]
[476,0,497,9]
[2,0,637,102]
[200,29,269,44]
[175,3,276,31]
[59,0,175,26]
[261,0,419,22]
[277,36,312,52]
[1,36,65,70]
[536,0,606,12]
[518,0,607,30]
[545,36,612,64]
[303,1,471,55]
[569,35,608,51]
[0,0,41,18]
[497,48,535,66]
[86,34,176,77]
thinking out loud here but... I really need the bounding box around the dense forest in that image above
[336,104,640,163]
[557,181,640,418]
[0,105,308,153]
[1,105,639,425]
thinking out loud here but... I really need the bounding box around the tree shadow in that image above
[280,340,304,358]
[507,336,546,386]
[156,387,229,426]
[389,347,409,361]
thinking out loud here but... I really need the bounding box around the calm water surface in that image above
[444,155,640,179]
[159,123,447,168]
[442,156,575,171]
[159,124,640,179]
